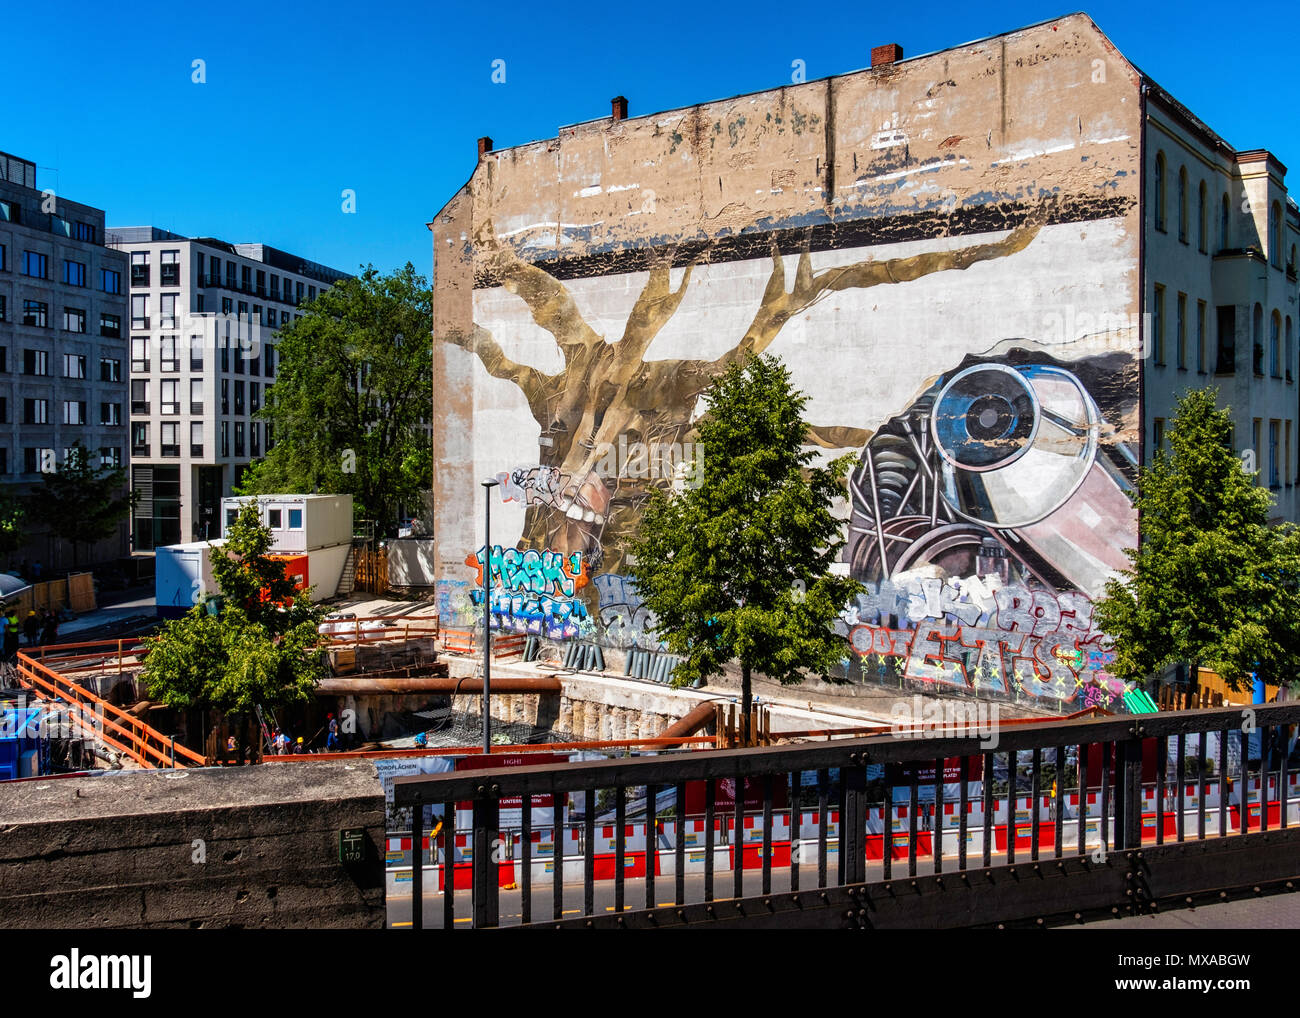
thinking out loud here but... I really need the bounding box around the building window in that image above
[131,336,150,373]
[234,422,245,456]
[160,293,178,329]
[100,357,122,382]
[255,269,266,297]
[1270,312,1282,378]
[160,335,179,372]
[1253,304,1265,375]
[1269,420,1280,487]
[100,312,121,338]
[288,508,303,529]
[1287,421,1293,486]
[100,447,121,469]
[250,381,260,414]
[131,295,149,330]
[161,250,180,287]
[23,399,49,425]
[1197,181,1207,253]
[1216,305,1236,373]
[61,400,87,426]
[101,402,122,426]
[62,307,86,333]
[1196,300,1207,375]
[241,266,252,293]
[63,260,86,287]
[131,379,149,415]
[226,262,237,289]
[220,421,229,457]
[22,301,48,328]
[130,251,150,287]
[63,353,87,379]
[1270,202,1282,268]
[250,422,261,457]
[0,295,5,322]
[23,349,50,375]
[1253,419,1262,482]
[235,380,245,415]
[1177,167,1187,243]
[160,379,179,415]
[190,421,204,457]
[75,222,96,243]
[221,379,229,414]
[1288,317,1295,383]
[22,251,47,278]
[24,448,51,475]
[1153,285,1165,364]
[131,422,149,456]
[1176,293,1186,369]
[161,422,180,458]
[264,343,274,378]
[190,377,204,413]
[101,268,121,294]
[1220,193,1230,250]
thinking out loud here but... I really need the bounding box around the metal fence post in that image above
[411,796,424,931]
[1119,733,1143,850]
[842,755,868,884]
[472,793,500,929]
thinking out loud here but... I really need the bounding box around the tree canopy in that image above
[236,263,432,535]
[1093,388,1300,691]
[626,354,864,729]
[26,443,134,566]
[141,501,327,720]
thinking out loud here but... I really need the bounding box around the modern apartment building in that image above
[0,149,130,569]
[105,227,349,548]
[428,13,1298,713]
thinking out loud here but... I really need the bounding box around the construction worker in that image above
[2,604,19,661]
[22,610,39,647]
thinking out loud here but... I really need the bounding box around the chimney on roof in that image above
[477,136,493,158]
[611,96,628,121]
[871,43,903,67]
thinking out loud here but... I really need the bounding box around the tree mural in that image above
[444,216,1045,574]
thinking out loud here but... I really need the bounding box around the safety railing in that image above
[15,648,207,769]
[393,703,1300,929]
[320,615,440,648]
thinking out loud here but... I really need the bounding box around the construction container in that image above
[155,540,222,618]
[221,494,353,554]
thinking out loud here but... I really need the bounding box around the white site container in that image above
[155,540,223,618]
[221,494,354,554]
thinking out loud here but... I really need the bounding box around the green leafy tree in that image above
[141,501,328,758]
[237,263,432,535]
[26,443,135,567]
[1094,388,1300,691]
[626,354,864,733]
[0,493,26,563]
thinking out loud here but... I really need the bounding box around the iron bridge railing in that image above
[393,703,1300,929]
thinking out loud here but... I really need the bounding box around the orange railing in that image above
[320,615,440,648]
[15,646,207,769]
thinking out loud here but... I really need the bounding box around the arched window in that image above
[1253,303,1264,374]
[1270,310,1281,377]
[1154,152,1167,231]
[1286,316,1294,382]
[1198,181,1208,252]
[1270,202,1282,267]
[1178,167,1188,242]
[1221,192,1230,249]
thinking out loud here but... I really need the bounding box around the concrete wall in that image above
[431,14,1144,713]
[0,760,385,928]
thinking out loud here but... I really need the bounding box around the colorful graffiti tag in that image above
[841,574,1129,708]
[464,545,592,639]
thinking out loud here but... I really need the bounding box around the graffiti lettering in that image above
[465,545,592,640]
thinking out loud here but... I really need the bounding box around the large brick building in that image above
[429,13,1299,712]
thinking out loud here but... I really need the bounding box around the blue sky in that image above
[7,0,1294,279]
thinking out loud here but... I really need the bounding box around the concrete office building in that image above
[105,227,349,548]
[428,13,1299,713]
[0,149,130,569]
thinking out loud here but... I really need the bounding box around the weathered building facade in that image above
[430,13,1297,712]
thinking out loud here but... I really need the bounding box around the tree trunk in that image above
[741,660,752,747]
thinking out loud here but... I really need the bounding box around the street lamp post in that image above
[481,479,500,754]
